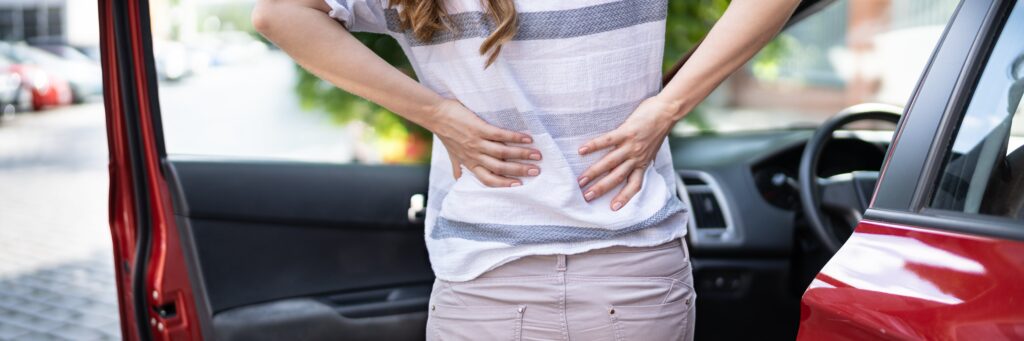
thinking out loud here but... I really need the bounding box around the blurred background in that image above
[0,0,963,339]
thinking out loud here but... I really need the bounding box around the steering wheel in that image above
[798,104,902,253]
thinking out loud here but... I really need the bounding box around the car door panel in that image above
[212,297,429,341]
[163,159,433,339]
[800,220,1024,340]
[166,159,429,228]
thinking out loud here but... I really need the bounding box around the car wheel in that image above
[16,87,32,113]
[70,85,84,104]
[0,102,14,123]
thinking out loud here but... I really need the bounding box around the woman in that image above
[252,0,797,339]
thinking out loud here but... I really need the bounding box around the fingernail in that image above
[510,182,522,187]
[521,137,532,144]
[612,202,623,211]
[584,191,595,201]
[578,147,589,154]
[578,176,589,187]
[529,153,541,160]
[527,168,540,176]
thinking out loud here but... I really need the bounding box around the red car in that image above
[798,0,1024,339]
[1,57,72,111]
[102,0,1022,340]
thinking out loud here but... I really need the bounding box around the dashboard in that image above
[669,129,891,254]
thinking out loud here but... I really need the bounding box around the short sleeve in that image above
[324,0,390,34]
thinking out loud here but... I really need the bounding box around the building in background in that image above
[0,0,98,47]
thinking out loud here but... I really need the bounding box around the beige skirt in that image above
[426,238,696,341]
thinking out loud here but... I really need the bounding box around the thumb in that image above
[449,154,463,180]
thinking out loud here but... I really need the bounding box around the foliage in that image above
[664,0,730,69]
[663,0,730,131]
[198,3,256,34]
[293,33,430,163]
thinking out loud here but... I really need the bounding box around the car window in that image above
[929,0,1024,221]
[675,0,960,135]
[154,1,426,164]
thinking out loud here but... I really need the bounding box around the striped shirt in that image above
[326,0,688,282]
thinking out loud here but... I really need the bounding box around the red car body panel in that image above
[8,64,72,110]
[100,0,202,340]
[798,220,1024,340]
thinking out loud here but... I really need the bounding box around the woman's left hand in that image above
[577,95,684,211]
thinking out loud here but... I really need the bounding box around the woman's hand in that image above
[430,99,543,187]
[577,96,684,210]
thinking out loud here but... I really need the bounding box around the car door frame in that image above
[870,0,1021,233]
[799,0,1024,338]
[102,0,204,340]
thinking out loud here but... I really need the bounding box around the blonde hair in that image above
[387,0,517,67]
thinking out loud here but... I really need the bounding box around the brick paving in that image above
[0,103,121,340]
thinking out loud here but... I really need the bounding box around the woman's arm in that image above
[577,0,801,210]
[252,0,542,186]
[658,0,801,119]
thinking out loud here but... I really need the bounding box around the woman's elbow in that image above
[251,0,282,35]
[251,1,274,35]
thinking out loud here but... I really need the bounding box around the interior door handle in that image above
[408,194,426,224]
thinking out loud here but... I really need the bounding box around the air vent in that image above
[689,192,726,228]
[678,170,738,245]
[682,177,707,186]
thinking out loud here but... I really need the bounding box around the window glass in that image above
[675,0,960,135]
[929,0,1024,221]
[154,0,423,164]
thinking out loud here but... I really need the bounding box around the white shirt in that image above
[326,0,688,282]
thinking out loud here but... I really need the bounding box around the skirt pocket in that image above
[427,303,526,341]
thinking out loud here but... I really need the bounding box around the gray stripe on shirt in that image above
[385,0,668,46]
[474,99,645,138]
[430,196,687,245]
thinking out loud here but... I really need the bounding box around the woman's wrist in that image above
[652,93,696,122]
[418,96,455,135]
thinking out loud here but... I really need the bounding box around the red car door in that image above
[102,1,435,340]
[799,0,1024,339]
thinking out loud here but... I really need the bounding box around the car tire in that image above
[0,102,14,124]
[70,85,84,104]
[16,87,32,113]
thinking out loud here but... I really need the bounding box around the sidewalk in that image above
[0,103,120,340]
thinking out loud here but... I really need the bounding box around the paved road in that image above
[0,103,120,340]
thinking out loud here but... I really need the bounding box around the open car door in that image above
[103,1,433,340]
[799,0,1024,338]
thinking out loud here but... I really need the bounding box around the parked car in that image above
[27,36,103,65]
[0,42,103,103]
[0,54,71,111]
[152,40,212,82]
[102,0,1023,340]
[0,56,31,122]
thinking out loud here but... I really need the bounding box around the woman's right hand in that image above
[429,99,542,187]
